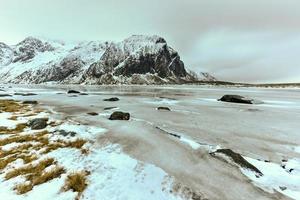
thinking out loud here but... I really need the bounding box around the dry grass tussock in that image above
[0,123,27,135]
[14,165,65,194]
[0,100,29,113]
[63,171,90,199]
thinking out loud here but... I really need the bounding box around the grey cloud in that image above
[0,0,299,82]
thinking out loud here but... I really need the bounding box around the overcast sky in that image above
[0,0,299,83]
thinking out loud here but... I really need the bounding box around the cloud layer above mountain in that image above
[0,0,299,83]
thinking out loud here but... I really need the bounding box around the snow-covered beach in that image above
[1,84,300,200]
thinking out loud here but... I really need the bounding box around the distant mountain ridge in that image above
[0,35,216,84]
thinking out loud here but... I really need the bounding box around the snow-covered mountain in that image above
[198,72,217,82]
[0,35,215,84]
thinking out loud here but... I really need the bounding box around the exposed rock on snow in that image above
[103,97,120,102]
[28,118,48,130]
[22,100,38,105]
[210,149,263,176]
[67,90,81,94]
[87,112,98,116]
[109,111,130,120]
[157,107,171,111]
[104,107,118,110]
[54,129,77,137]
[218,94,254,104]
[0,35,197,85]
[14,92,37,96]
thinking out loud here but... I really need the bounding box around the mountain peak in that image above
[0,35,197,85]
[123,35,166,44]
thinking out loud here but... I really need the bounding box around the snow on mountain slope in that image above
[0,35,194,85]
[199,72,217,82]
[0,36,217,85]
[0,42,13,66]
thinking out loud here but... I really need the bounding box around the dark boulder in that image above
[22,100,38,105]
[218,95,253,104]
[109,111,130,120]
[157,107,171,111]
[279,186,287,191]
[210,149,263,176]
[104,97,119,102]
[28,118,48,130]
[67,90,81,94]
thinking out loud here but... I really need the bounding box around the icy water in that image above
[1,84,300,200]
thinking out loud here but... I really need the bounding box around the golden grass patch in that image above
[0,100,28,113]
[14,166,65,194]
[5,158,55,180]
[0,156,16,170]
[66,139,86,149]
[8,116,18,120]
[0,100,21,112]
[0,99,91,196]
[31,166,65,185]
[0,131,86,171]
[15,183,33,194]
[0,123,27,135]
[41,139,87,154]
[63,171,88,194]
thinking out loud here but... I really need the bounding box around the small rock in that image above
[0,94,12,97]
[282,159,288,162]
[159,97,177,100]
[104,107,117,110]
[289,169,294,173]
[87,112,98,116]
[28,118,48,130]
[157,107,171,111]
[14,93,37,96]
[56,130,77,137]
[79,93,88,95]
[109,111,130,120]
[218,95,253,104]
[247,108,261,112]
[104,97,119,102]
[23,100,38,105]
[279,186,287,191]
[67,90,80,94]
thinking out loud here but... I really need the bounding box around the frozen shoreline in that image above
[1,85,300,199]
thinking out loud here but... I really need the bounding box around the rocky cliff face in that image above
[0,35,211,84]
[0,42,13,66]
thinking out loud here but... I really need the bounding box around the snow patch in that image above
[242,157,300,200]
